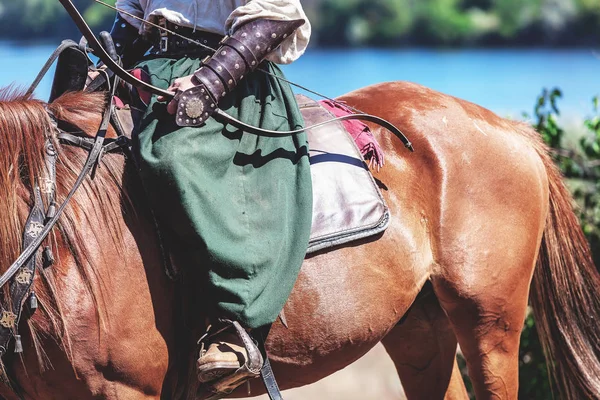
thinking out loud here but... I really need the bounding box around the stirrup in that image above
[198,321,264,395]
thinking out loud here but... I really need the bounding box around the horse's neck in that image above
[0,151,176,398]
[54,151,166,306]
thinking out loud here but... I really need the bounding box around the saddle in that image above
[298,95,390,254]
[115,91,391,256]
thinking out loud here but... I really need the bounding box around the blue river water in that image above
[0,41,598,119]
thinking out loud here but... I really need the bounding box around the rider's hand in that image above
[159,74,198,115]
[85,65,107,89]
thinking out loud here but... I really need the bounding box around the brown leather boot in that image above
[197,331,248,383]
[197,322,263,394]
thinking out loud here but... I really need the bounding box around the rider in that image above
[111,0,312,393]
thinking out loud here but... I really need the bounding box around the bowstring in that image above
[91,0,364,114]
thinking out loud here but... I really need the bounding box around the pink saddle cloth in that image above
[318,99,385,170]
[297,95,390,254]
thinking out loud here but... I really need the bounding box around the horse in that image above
[0,81,599,400]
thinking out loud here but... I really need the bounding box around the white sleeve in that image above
[115,0,145,31]
[225,0,311,64]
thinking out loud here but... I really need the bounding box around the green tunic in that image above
[135,55,312,329]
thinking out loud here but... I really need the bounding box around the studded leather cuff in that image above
[176,18,305,127]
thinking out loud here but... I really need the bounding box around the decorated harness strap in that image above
[0,187,45,384]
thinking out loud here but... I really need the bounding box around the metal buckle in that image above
[158,17,168,53]
[160,36,168,53]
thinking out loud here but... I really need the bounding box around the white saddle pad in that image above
[297,95,390,255]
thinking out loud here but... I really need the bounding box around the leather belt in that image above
[151,20,222,57]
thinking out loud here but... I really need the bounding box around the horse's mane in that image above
[0,88,132,370]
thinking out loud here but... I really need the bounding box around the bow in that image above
[58,0,413,150]
[59,0,172,99]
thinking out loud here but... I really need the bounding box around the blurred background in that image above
[0,1,599,399]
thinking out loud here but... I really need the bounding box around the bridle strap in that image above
[0,97,117,290]
[57,132,130,153]
[25,40,85,98]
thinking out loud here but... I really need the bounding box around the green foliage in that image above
[532,88,564,149]
[580,96,600,159]
[312,0,600,47]
[0,0,116,40]
[573,97,600,261]
[2,0,600,46]
[533,89,600,263]
[83,0,116,27]
[493,0,541,37]
[413,0,474,45]
[318,0,413,46]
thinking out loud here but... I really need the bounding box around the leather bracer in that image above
[175,18,305,127]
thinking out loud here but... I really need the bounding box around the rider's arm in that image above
[114,0,145,30]
[227,0,311,64]
[168,8,308,124]
[110,1,151,68]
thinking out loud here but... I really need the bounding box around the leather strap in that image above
[224,37,258,68]
[57,133,130,153]
[0,97,116,290]
[0,188,44,358]
[204,57,237,92]
[261,357,284,400]
[25,40,87,98]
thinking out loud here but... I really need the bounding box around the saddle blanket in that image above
[297,95,390,254]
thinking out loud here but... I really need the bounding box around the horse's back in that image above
[341,80,549,287]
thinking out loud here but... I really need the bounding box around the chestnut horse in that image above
[0,82,599,400]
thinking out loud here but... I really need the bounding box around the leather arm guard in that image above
[175,18,305,127]
[109,13,152,68]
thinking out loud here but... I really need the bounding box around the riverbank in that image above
[1,1,599,48]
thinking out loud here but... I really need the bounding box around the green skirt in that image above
[135,55,312,329]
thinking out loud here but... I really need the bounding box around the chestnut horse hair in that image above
[0,89,131,371]
[0,83,599,400]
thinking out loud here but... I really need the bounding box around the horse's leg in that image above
[381,289,468,400]
[434,273,532,399]
[431,169,547,399]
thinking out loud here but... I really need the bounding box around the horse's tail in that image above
[529,128,600,400]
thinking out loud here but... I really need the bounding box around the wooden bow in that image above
[57,0,413,149]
